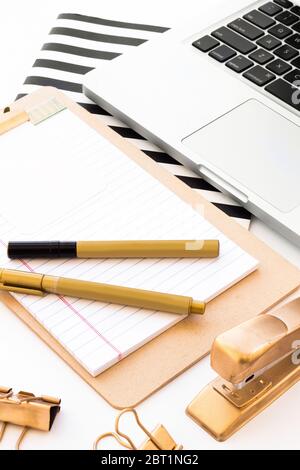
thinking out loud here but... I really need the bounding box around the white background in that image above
[0,0,299,450]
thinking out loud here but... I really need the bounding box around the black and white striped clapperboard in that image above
[17,12,251,228]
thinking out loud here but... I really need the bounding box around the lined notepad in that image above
[0,109,258,376]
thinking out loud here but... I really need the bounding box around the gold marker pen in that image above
[7,240,219,259]
[0,268,206,316]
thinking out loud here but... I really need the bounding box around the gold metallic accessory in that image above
[186,298,300,441]
[77,240,219,259]
[94,408,182,450]
[0,386,61,450]
[0,268,206,316]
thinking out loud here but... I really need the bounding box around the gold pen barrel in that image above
[42,275,206,315]
[0,268,206,315]
[76,240,219,259]
[0,268,43,291]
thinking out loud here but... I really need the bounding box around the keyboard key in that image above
[291,56,300,66]
[243,10,275,29]
[268,23,293,38]
[257,34,281,49]
[284,68,300,84]
[275,11,299,26]
[266,58,292,74]
[209,45,236,62]
[259,2,283,16]
[192,35,219,52]
[249,48,274,64]
[265,78,300,111]
[293,22,300,32]
[274,0,293,7]
[286,33,300,49]
[291,6,300,16]
[228,18,264,40]
[212,27,257,54]
[226,55,253,72]
[275,43,299,59]
[243,65,275,85]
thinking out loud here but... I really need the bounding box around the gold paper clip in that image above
[94,408,182,450]
[0,386,61,449]
[186,298,300,441]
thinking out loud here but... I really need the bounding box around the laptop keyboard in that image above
[193,0,300,112]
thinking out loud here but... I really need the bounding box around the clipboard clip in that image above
[0,98,66,136]
[0,386,61,449]
[186,298,300,441]
[94,408,182,450]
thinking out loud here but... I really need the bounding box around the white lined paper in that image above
[0,109,258,376]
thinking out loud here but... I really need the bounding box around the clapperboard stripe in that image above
[176,175,221,192]
[49,27,147,46]
[42,42,121,59]
[214,203,252,220]
[143,150,181,166]
[78,102,111,115]
[33,59,94,74]
[24,76,82,92]
[18,13,251,228]
[56,13,170,32]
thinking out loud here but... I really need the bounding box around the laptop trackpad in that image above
[182,100,300,213]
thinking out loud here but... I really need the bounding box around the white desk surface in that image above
[0,0,299,450]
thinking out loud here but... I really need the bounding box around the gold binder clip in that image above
[94,408,182,450]
[0,386,61,449]
[186,298,300,441]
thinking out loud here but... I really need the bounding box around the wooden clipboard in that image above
[1,87,299,409]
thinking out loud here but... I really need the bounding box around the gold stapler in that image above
[186,298,300,441]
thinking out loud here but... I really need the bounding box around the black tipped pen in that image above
[8,241,76,259]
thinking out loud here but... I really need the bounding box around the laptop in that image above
[83,0,300,246]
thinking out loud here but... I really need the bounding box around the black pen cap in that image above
[7,241,77,259]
